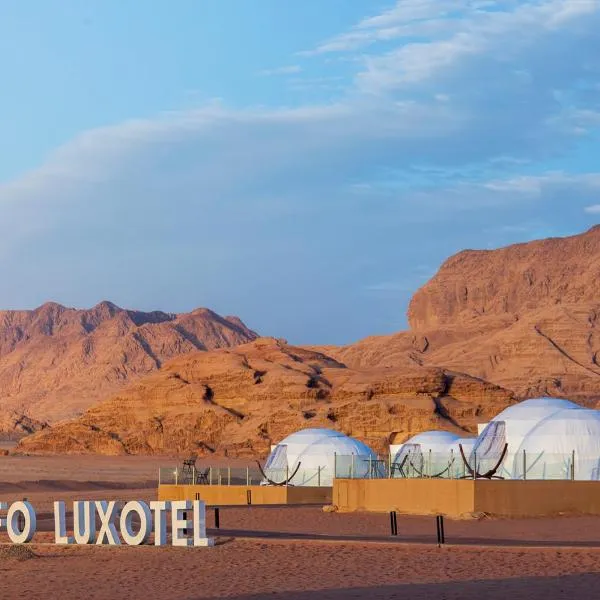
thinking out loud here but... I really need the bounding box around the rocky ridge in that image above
[0,301,257,430]
[17,338,515,456]
[329,226,600,403]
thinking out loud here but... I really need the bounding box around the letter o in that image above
[7,501,36,543]
[120,501,152,545]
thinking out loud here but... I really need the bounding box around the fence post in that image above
[175,468,178,486]
[286,464,289,487]
[318,466,321,487]
[193,465,196,485]
[571,450,575,481]
[158,468,161,485]
[351,454,355,479]
[523,449,527,481]
[389,511,398,536]
[228,466,231,486]
[473,451,477,480]
[369,455,372,479]
[428,449,432,478]
[388,452,392,479]
[436,515,445,546]
[333,452,337,480]
[214,507,220,529]
[246,466,250,486]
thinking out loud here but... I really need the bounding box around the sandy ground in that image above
[1,455,600,599]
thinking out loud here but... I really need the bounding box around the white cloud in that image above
[584,204,600,214]
[0,0,600,342]
[258,65,303,76]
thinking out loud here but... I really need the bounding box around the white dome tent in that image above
[514,408,600,480]
[480,398,582,477]
[391,431,461,478]
[262,428,377,487]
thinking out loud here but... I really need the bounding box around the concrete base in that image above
[333,478,600,517]
[159,484,332,506]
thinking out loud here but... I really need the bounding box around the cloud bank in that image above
[1,0,600,343]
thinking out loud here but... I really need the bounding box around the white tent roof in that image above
[401,430,460,452]
[515,408,600,480]
[480,397,582,476]
[492,398,580,425]
[266,428,376,487]
[448,437,477,452]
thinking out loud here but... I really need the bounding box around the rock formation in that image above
[0,301,257,431]
[330,226,600,403]
[11,226,600,456]
[17,338,515,456]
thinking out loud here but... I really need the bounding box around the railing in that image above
[333,451,600,481]
[159,466,263,486]
[159,465,328,486]
[159,451,600,486]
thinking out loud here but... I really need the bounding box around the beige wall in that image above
[474,480,600,516]
[158,484,331,506]
[334,479,600,517]
[334,479,475,516]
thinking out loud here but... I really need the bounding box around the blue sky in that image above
[1,0,600,344]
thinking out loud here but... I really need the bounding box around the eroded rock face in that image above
[17,338,515,456]
[331,226,600,403]
[408,225,600,329]
[0,301,257,431]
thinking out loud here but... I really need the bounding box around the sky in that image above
[1,0,600,345]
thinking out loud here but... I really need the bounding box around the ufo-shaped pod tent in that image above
[514,408,600,480]
[263,428,377,487]
[484,398,581,477]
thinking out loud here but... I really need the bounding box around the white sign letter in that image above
[120,501,152,546]
[54,501,74,544]
[0,502,7,531]
[73,501,96,544]
[193,500,214,547]
[7,501,36,543]
[95,501,121,545]
[171,500,192,547]
[150,501,170,546]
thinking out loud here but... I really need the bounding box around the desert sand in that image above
[1,456,600,599]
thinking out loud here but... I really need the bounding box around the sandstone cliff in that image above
[330,226,600,403]
[0,301,257,430]
[17,338,515,456]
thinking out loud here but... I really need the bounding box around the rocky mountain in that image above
[0,301,257,433]
[329,226,600,403]
[11,226,600,456]
[17,338,514,456]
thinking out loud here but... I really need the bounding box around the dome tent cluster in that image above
[392,397,600,481]
[262,397,600,486]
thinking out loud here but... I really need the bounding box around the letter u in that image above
[74,501,96,544]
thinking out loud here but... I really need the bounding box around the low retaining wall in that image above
[333,479,600,517]
[158,484,332,506]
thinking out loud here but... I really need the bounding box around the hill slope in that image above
[17,338,515,456]
[0,301,257,433]
[330,226,600,403]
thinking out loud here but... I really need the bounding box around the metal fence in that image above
[159,464,328,486]
[159,450,600,486]
[334,451,599,481]
[159,466,264,486]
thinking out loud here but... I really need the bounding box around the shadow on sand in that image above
[207,527,600,548]
[198,573,600,600]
